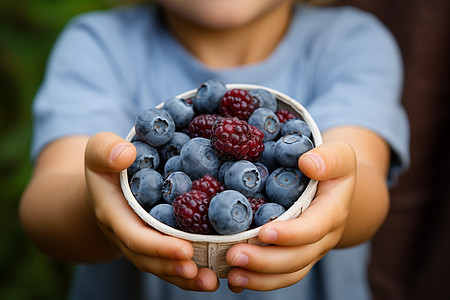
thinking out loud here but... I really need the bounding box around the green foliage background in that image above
[0,1,113,299]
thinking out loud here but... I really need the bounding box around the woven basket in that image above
[120,84,322,278]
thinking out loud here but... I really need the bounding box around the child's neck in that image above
[161,3,292,69]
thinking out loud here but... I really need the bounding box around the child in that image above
[19,0,409,299]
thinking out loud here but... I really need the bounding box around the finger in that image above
[160,267,220,292]
[85,131,136,173]
[257,177,351,246]
[121,249,198,279]
[96,191,194,260]
[227,228,341,274]
[298,140,356,181]
[228,261,316,292]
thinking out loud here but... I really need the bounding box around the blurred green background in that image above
[0,1,113,299]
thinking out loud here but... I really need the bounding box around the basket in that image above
[120,84,322,278]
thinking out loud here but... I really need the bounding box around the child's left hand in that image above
[226,138,357,292]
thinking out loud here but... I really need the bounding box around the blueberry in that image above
[164,155,182,177]
[209,190,252,234]
[275,133,314,168]
[259,140,279,171]
[162,97,195,128]
[158,132,190,163]
[135,108,175,147]
[180,137,221,180]
[130,168,164,209]
[128,141,160,178]
[248,108,281,141]
[224,160,260,197]
[194,79,228,114]
[281,118,312,138]
[149,203,178,228]
[265,167,309,209]
[254,192,267,201]
[254,203,285,227]
[162,171,192,204]
[218,160,235,183]
[254,162,269,193]
[249,88,277,112]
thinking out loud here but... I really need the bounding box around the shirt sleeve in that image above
[30,11,137,161]
[306,8,410,184]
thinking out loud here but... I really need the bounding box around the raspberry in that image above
[219,89,257,120]
[249,123,265,140]
[211,117,254,161]
[211,117,265,161]
[248,196,267,228]
[188,114,219,138]
[276,109,296,123]
[172,190,213,234]
[248,196,267,215]
[243,125,265,161]
[245,134,265,161]
[191,175,225,198]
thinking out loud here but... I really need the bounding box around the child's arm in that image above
[226,125,390,292]
[19,133,219,292]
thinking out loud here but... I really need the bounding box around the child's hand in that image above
[84,132,219,292]
[226,139,357,292]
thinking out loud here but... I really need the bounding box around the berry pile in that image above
[127,79,314,235]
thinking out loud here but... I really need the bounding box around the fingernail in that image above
[110,143,130,161]
[231,275,248,288]
[261,228,278,243]
[231,252,249,267]
[303,153,325,173]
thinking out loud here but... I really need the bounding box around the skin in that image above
[19,0,391,293]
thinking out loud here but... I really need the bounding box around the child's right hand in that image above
[84,132,219,291]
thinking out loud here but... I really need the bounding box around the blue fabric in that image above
[32,4,409,300]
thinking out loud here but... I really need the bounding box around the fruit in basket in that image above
[149,203,178,228]
[130,168,164,208]
[224,160,261,197]
[135,108,175,147]
[248,107,281,141]
[208,190,253,234]
[162,97,195,128]
[180,137,221,180]
[265,167,309,209]
[128,140,160,178]
[254,203,285,227]
[194,79,228,114]
[188,114,220,138]
[248,88,277,112]
[276,109,296,123]
[191,175,225,198]
[162,171,192,204]
[259,140,278,171]
[219,89,257,120]
[158,132,190,163]
[173,190,213,234]
[281,118,312,138]
[254,162,269,193]
[211,117,264,161]
[248,196,267,227]
[163,155,182,177]
[275,133,314,168]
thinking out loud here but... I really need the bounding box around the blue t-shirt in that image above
[31,4,409,300]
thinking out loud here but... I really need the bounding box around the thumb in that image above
[85,132,136,173]
[298,140,356,181]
